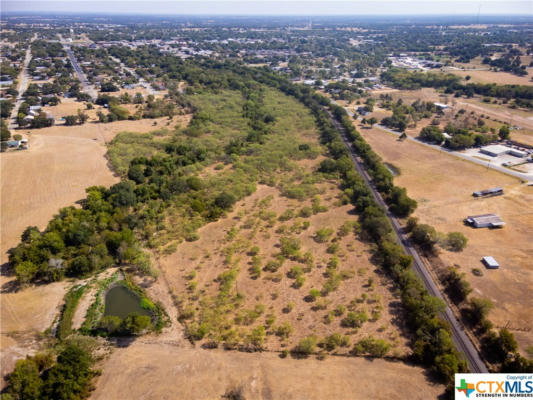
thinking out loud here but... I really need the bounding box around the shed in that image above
[464,214,505,228]
[473,187,503,198]
[482,256,499,269]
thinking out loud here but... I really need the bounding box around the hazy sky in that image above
[2,0,532,15]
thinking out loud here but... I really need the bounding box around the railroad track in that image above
[327,110,488,373]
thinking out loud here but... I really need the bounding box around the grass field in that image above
[90,343,444,400]
[358,126,533,355]
[446,69,533,86]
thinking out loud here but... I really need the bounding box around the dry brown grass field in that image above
[358,126,533,355]
[0,281,67,387]
[90,343,444,400]
[0,132,118,260]
[447,69,533,86]
[159,183,410,355]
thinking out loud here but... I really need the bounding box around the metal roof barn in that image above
[465,214,505,228]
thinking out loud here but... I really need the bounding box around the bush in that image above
[122,313,151,334]
[275,322,293,339]
[215,192,236,209]
[314,227,334,243]
[98,315,123,335]
[341,311,368,328]
[324,333,350,351]
[293,336,318,356]
[444,232,468,252]
[352,336,391,357]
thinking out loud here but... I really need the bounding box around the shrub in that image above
[293,336,318,356]
[280,236,301,258]
[341,311,368,328]
[324,333,350,351]
[299,206,313,218]
[308,288,321,301]
[275,322,293,339]
[98,315,123,335]
[352,336,391,357]
[314,227,334,243]
[444,232,468,252]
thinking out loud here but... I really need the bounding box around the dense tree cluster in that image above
[3,344,95,400]
[382,69,533,109]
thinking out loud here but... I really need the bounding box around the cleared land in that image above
[446,69,533,86]
[358,126,533,354]
[90,343,444,400]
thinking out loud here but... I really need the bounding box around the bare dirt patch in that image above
[90,343,444,400]
[359,127,533,353]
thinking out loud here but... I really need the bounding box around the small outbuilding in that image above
[482,256,499,269]
[473,187,503,198]
[464,214,505,228]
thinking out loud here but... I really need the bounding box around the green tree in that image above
[445,232,468,252]
[1,119,11,142]
[466,297,493,326]
[77,109,88,124]
[122,313,151,334]
[6,359,43,400]
[214,192,236,209]
[41,344,93,400]
[410,224,439,252]
[14,261,39,284]
[64,115,78,126]
[98,315,123,335]
[498,125,510,140]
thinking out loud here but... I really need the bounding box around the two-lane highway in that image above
[327,110,488,373]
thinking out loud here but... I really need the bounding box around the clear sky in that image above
[2,0,531,16]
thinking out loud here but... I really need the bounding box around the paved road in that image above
[326,110,488,373]
[8,40,34,129]
[59,36,98,101]
[370,123,533,183]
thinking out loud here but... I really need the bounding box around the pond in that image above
[104,285,151,320]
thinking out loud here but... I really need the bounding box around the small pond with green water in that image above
[104,285,151,319]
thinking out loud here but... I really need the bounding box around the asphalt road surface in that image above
[326,110,488,373]
[8,41,33,129]
[61,41,98,100]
